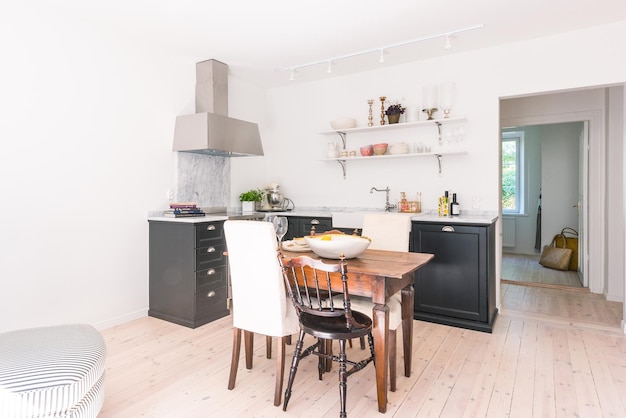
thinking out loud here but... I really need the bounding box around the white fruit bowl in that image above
[303,234,371,259]
[330,118,357,130]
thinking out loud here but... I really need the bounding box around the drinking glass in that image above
[272,216,288,249]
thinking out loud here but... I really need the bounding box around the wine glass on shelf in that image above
[439,82,454,119]
[273,216,288,249]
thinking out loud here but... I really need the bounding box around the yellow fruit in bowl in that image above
[321,235,332,241]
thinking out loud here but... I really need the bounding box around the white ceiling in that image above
[51,0,626,87]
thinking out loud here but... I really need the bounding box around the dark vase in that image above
[387,114,400,124]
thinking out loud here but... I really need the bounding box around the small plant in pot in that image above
[239,188,263,212]
[385,103,406,124]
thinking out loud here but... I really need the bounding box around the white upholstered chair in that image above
[351,213,412,391]
[224,220,300,406]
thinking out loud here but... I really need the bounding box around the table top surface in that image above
[281,248,433,279]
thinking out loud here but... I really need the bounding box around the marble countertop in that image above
[148,207,497,225]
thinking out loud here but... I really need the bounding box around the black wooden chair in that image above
[279,254,375,418]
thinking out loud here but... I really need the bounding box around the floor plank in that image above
[502,253,582,287]
[99,283,625,417]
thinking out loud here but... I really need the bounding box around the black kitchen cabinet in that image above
[284,216,333,240]
[411,221,497,332]
[149,220,229,328]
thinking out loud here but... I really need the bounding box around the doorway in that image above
[499,88,611,297]
[500,122,585,289]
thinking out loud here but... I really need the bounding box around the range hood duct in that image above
[173,59,263,157]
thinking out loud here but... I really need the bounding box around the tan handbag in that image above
[539,233,573,271]
[553,227,578,271]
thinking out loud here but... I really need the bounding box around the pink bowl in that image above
[360,145,373,156]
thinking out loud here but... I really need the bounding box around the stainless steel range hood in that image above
[173,59,263,157]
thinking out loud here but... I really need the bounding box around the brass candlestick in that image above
[367,99,374,127]
[422,107,438,120]
[379,96,386,125]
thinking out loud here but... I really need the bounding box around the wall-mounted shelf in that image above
[319,117,466,136]
[318,117,467,178]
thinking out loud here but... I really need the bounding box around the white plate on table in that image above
[282,240,311,252]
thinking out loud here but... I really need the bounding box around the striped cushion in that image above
[0,324,106,418]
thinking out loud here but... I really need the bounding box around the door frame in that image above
[501,109,604,294]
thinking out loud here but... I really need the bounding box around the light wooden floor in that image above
[502,253,582,288]
[99,286,626,418]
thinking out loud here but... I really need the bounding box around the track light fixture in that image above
[282,24,483,81]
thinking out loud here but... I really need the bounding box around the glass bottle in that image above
[400,192,408,212]
[450,193,460,216]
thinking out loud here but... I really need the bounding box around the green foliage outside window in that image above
[502,140,517,210]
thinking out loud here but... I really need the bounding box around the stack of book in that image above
[163,202,206,218]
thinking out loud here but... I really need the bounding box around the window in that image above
[502,131,524,214]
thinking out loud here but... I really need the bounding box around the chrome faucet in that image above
[370,186,397,212]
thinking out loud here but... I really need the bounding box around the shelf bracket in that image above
[435,122,442,146]
[337,159,347,179]
[435,154,442,174]
[336,132,347,149]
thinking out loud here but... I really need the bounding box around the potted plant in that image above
[239,188,263,212]
[385,103,406,124]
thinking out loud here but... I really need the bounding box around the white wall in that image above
[607,87,625,302]
[0,6,194,332]
[233,22,626,308]
[2,3,625,332]
[541,123,582,247]
[233,22,626,211]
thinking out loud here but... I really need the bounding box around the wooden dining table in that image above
[281,248,434,413]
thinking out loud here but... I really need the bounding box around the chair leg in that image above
[274,336,287,406]
[325,339,333,372]
[283,330,306,411]
[266,335,272,359]
[338,339,348,418]
[389,329,397,392]
[228,328,242,390]
[244,330,254,369]
[359,336,366,349]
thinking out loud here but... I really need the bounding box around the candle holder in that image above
[367,99,374,127]
[422,108,438,120]
[379,96,386,125]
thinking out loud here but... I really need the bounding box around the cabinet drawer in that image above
[195,222,224,248]
[196,286,227,317]
[300,217,332,236]
[195,243,226,270]
[196,265,227,292]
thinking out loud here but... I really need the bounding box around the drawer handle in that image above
[207,290,216,298]
[310,219,320,225]
[442,226,455,232]
[207,247,216,253]
[206,225,216,231]
[207,268,216,276]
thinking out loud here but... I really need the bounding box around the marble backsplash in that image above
[176,152,230,207]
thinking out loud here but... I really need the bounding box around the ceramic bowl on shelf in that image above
[303,234,371,259]
[330,118,357,130]
[360,145,373,156]
[389,142,409,155]
[372,143,388,155]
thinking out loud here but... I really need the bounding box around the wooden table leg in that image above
[401,284,414,377]
[372,303,389,413]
